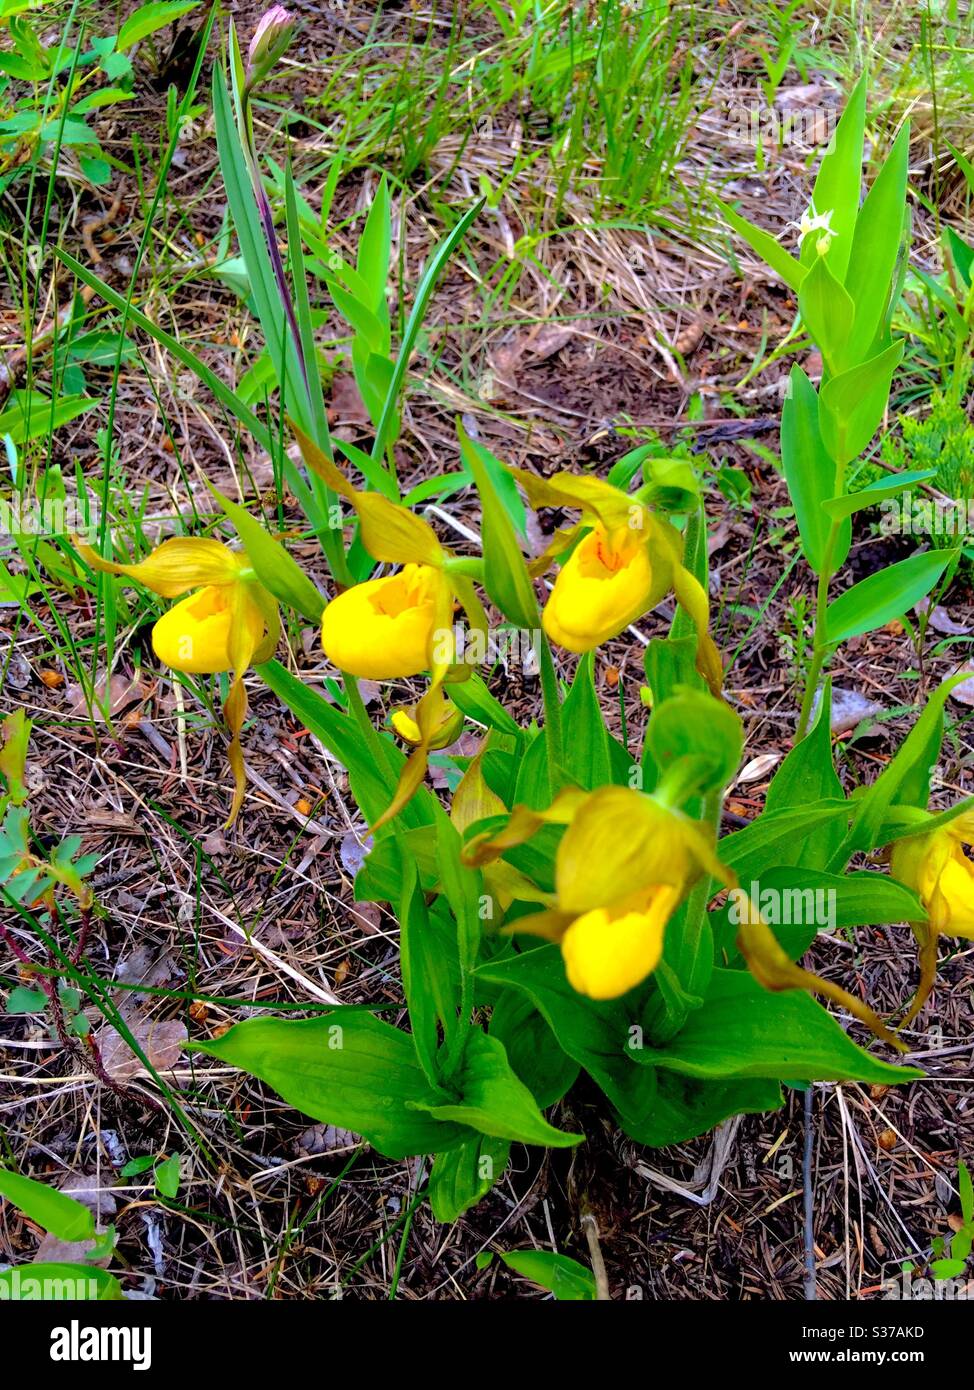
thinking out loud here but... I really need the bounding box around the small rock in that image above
[949,663,974,706]
[814,686,885,735]
[339,831,371,878]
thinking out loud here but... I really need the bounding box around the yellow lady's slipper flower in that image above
[891,812,974,1024]
[290,421,492,830]
[464,785,730,1000]
[152,583,266,674]
[543,523,659,652]
[510,466,723,693]
[321,564,452,680]
[892,817,974,938]
[465,783,907,1046]
[77,537,279,825]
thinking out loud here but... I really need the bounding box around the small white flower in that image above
[791,204,837,249]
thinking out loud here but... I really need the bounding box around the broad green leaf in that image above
[66,329,137,365]
[822,468,936,521]
[413,1031,582,1147]
[819,340,905,466]
[764,680,845,868]
[780,366,849,575]
[327,278,388,355]
[354,826,439,902]
[0,1167,96,1242]
[844,124,910,362]
[71,87,136,114]
[210,486,325,622]
[0,1264,123,1300]
[434,808,482,989]
[719,801,851,881]
[449,671,522,737]
[635,970,921,1084]
[194,1011,471,1159]
[717,199,805,291]
[428,1133,510,1223]
[154,1154,180,1199]
[622,1071,783,1148]
[356,173,391,316]
[798,253,855,372]
[480,444,528,539]
[116,1,198,50]
[333,433,398,500]
[119,1156,157,1178]
[825,549,955,645]
[561,653,612,789]
[399,859,459,1083]
[497,1250,596,1301]
[5,985,47,1013]
[811,73,866,282]
[459,427,539,629]
[0,390,97,445]
[489,991,579,1108]
[476,946,657,1133]
[0,52,43,79]
[512,726,553,809]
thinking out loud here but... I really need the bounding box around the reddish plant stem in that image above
[72,903,93,966]
[0,920,33,966]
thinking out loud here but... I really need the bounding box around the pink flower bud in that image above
[247,6,295,82]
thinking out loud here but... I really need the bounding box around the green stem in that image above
[343,672,398,786]
[796,519,841,740]
[538,634,564,785]
[673,788,722,1000]
[443,556,486,580]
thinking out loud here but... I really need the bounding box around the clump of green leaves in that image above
[0,1166,122,1300]
[0,0,198,190]
[881,393,974,553]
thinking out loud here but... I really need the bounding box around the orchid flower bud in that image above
[246,6,296,86]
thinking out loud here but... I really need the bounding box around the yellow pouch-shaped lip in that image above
[152,583,270,677]
[152,587,235,674]
[542,526,665,653]
[560,885,679,1000]
[933,850,974,937]
[321,564,448,680]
